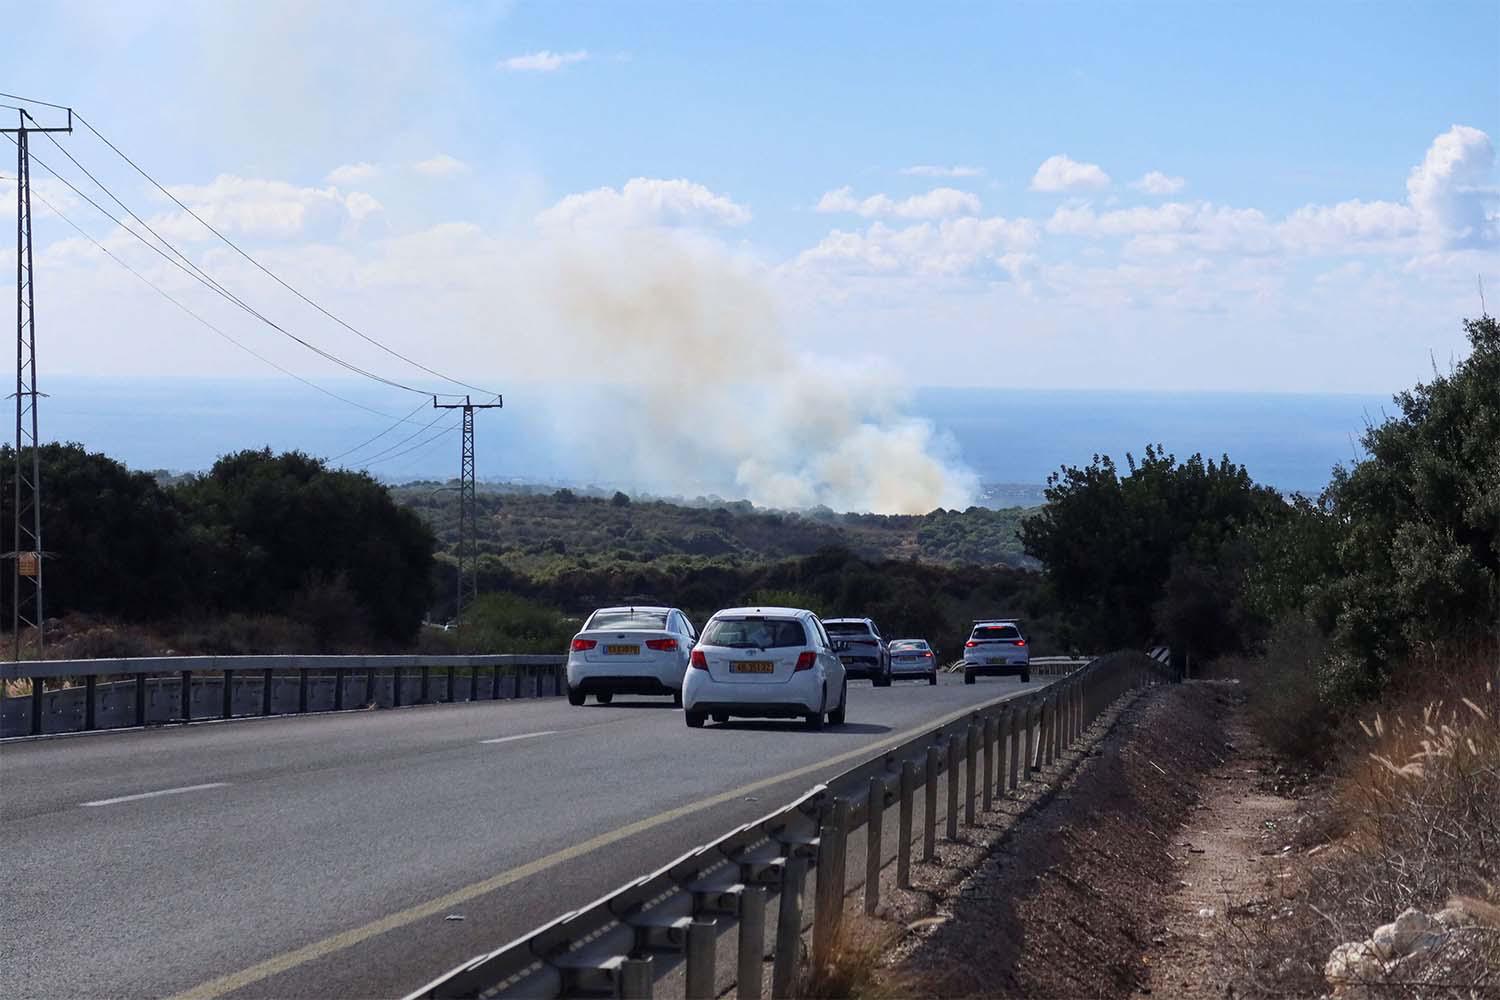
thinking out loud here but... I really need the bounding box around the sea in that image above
[37,378,1394,505]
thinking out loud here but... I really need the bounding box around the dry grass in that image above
[793,916,890,1000]
[1224,644,1500,998]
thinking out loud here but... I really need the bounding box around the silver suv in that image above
[962,619,1031,684]
[822,617,892,687]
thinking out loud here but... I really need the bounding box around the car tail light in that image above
[795,651,817,671]
[571,638,596,652]
[690,650,709,670]
[923,651,933,658]
[1013,639,1026,647]
[964,640,977,648]
[645,638,678,651]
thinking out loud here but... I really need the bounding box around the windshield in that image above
[824,622,874,638]
[587,609,668,630]
[972,625,1021,641]
[702,617,807,649]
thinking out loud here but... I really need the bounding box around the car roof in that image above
[890,638,928,644]
[592,606,674,615]
[712,606,811,618]
[822,617,873,625]
[972,619,1021,626]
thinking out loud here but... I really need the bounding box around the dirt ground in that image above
[880,682,1244,998]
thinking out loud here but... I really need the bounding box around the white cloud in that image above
[500,49,589,72]
[1278,199,1418,253]
[797,216,1039,276]
[1405,124,1498,249]
[161,175,375,236]
[899,165,985,178]
[326,162,380,185]
[1029,154,1112,193]
[538,177,752,232]
[1132,170,1186,195]
[413,154,470,177]
[815,186,982,219]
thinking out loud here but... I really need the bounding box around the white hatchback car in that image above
[566,606,697,706]
[962,619,1031,684]
[682,607,848,729]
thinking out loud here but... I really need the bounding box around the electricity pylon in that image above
[432,394,502,630]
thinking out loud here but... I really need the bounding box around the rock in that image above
[1325,941,1381,985]
[1389,907,1431,954]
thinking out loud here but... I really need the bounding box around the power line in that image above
[353,408,454,466]
[359,414,461,468]
[4,171,413,424]
[5,132,430,396]
[0,91,72,112]
[71,111,502,399]
[326,398,432,462]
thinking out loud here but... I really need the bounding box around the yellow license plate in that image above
[606,644,640,655]
[732,661,774,674]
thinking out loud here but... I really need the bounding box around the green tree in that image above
[174,449,435,642]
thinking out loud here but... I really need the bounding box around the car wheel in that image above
[964,671,976,685]
[567,686,586,706]
[804,710,825,730]
[595,692,614,705]
[828,680,848,725]
[685,710,706,728]
[928,672,938,686]
[874,671,892,688]
[673,690,683,708]
[712,712,729,724]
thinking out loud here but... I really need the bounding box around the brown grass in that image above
[1223,643,1500,997]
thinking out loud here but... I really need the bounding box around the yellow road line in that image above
[169,686,1039,1000]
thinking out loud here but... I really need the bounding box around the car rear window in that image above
[890,640,926,652]
[972,625,1021,641]
[824,622,874,637]
[588,609,668,630]
[702,617,808,649]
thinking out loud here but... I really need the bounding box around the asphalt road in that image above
[0,671,1052,1000]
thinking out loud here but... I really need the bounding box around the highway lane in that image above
[0,672,1053,1000]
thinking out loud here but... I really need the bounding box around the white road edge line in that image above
[81,782,230,808]
[479,730,558,745]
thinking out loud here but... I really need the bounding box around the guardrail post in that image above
[964,723,978,826]
[620,953,654,1000]
[84,674,97,731]
[813,798,848,970]
[298,669,310,714]
[334,667,345,711]
[686,917,717,1000]
[262,667,274,715]
[982,716,995,812]
[28,676,43,735]
[393,666,403,707]
[221,670,234,719]
[1027,700,1040,774]
[736,882,766,1000]
[772,854,807,1000]
[491,664,502,700]
[1008,706,1022,790]
[446,665,456,703]
[134,673,146,727]
[1044,693,1056,766]
[865,776,884,915]
[897,760,914,888]
[181,670,193,722]
[419,665,431,705]
[945,736,960,840]
[469,663,480,702]
[923,745,939,860]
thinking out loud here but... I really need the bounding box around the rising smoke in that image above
[534,228,977,514]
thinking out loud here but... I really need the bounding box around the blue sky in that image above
[2,1,1497,509]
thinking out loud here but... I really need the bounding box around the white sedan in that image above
[888,638,939,684]
[682,607,848,729]
[566,606,697,706]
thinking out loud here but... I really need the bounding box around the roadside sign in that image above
[18,551,39,577]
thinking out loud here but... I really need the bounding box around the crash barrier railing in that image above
[0,654,566,738]
[942,654,1089,674]
[407,650,1171,1000]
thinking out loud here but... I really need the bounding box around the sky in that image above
[1,1,1497,509]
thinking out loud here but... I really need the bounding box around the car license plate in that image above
[986,657,1004,665]
[732,661,774,674]
[896,655,919,662]
[606,644,640,655]
[840,656,855,664]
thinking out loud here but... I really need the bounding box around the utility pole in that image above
[432,394,502,631]
[4,106,72,660]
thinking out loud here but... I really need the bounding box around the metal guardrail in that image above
[0,654,566,738]
[407,650,1171,1000]
[942,654,1089,674]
